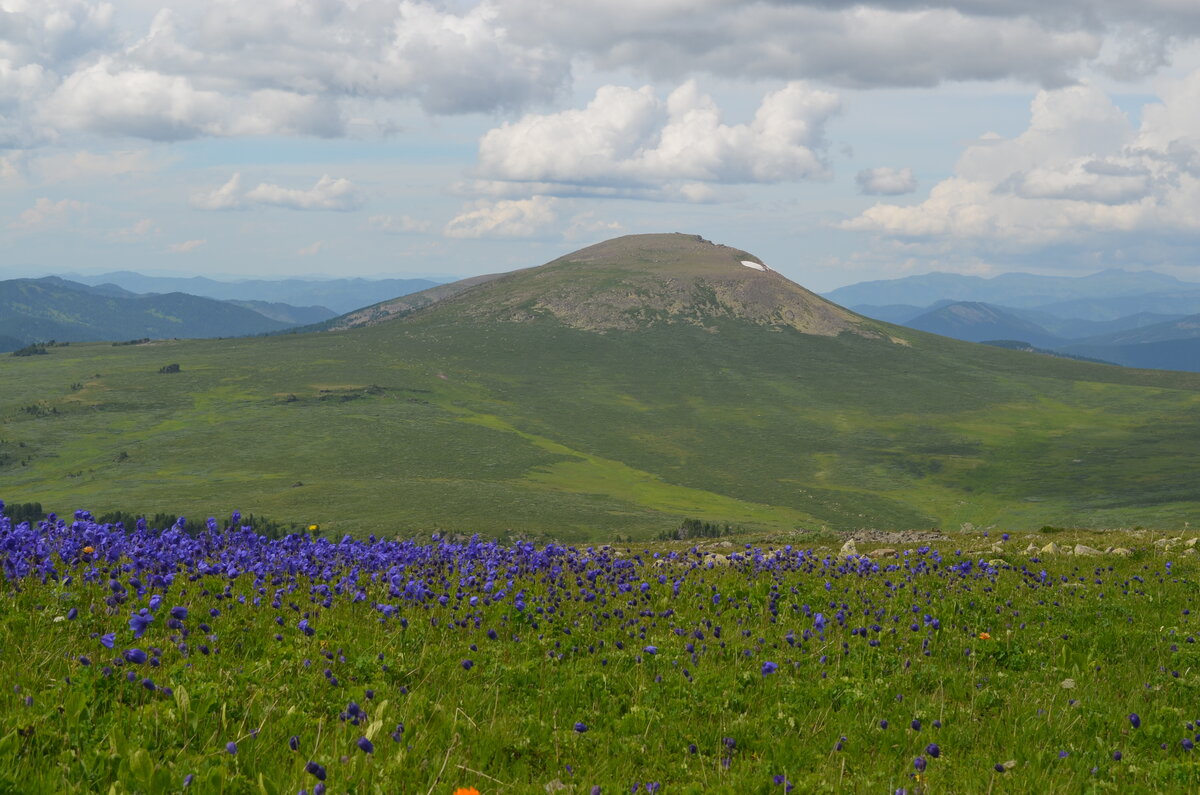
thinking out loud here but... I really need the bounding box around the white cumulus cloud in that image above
[192,173,363,212]
[168,238,205,253]
[857,167,917,195]
[245,175,363,211]
[473,81,839,201]
[10,197,86,230]
[444,196,558,238]
[842,71,1200,250]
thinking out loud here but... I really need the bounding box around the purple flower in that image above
[461,659,474,670]
[356,736,374,754]
[225,741,237,755]
[129,610,153,639]
[123,648,148,665]
[305,761,327,780]
[911,719,921,731]
[66,607,78,620]
[914,757,926,773]
[926,743,940,758]
[1129,713,1141,729]
[761,661,778,676]
[170,606,188,621]
[99,633,116,649]
[880,719,889,730]
[1184,738,1195,751]
[994,763,1005,772]
[643,646,658,655]
[574,722,588,733]
[289,735,300,751]
[1113,750,1122,761]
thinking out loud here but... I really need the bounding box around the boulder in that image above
[1041,542,1064,555]
[1110,547,1133,557]
[868,548,897,558]
[840,539,858,557]
[1074,544,1102,557]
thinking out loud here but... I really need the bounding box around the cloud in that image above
[192,174,363,211]
[500,1,1105,88]
[42,59,343,141]
[857,167,917,195]
[842,72,1200,249]
[191,173,244,210]
[3,0,1200,151]
[31,149,164,183]
[444,197,559,238]
[10,197,87,230]
[296,241,323,256]
[110,218,157,241]
[245,175,363,211]
[368,214,432,233]
[473,81,839,201]
[168,239,205,253]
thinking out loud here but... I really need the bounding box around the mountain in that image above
[331,233,877,337]
[825,268,1197,311]
[65,272,446,315]
[1034,291,1200,322]
[904,302,1062,348]
[0,277,293,350]
[1007,309,1187,340]
[1056,314,1200,372]
[4,233,1200,538]
[225,300,337,326]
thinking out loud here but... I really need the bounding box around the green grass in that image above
[2,314,1200,537]
[4,528,1200,793]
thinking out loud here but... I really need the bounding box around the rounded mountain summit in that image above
[330,233,890,339]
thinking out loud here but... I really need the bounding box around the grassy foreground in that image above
[3,504,1200,793]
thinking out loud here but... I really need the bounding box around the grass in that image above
[2,313,1200,537]
[4,510,1200,793]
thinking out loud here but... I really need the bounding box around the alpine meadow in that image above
[5,234,1200,794]
[3,235,1199,538]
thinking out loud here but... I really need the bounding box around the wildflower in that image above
[225,741,237,755]
[880,719,889,729]
[574,722,588,733]
[1129,713,1141,729]
[914,757,926,773]
[356,736,374,754]
[453,788,481,795]
[289,735,300,751]
[1183,738,1195,751]
[926,743,940,758]
[979,632,991,640]
[100,633,116,649]
[129,610,154,639]
[761,661,778,676]
[911,719,921,731]
[305,761,327,780]
[123,648,148,665]
[170,606,188,621]
[644,646,658,655]
[461,659,474,670]
[82,546,94,555]
[1113,750,1122,761]
[66,607,77,621]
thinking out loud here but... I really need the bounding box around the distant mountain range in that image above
[60,271,446,315]
[0,277,305,350]
[827,269,1200,372]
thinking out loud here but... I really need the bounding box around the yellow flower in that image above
[979,632,991,640]
[308,524,320,532]
[82,546,94,555]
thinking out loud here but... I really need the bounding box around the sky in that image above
[5,2,1200,291]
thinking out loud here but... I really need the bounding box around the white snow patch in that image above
[741,260,766,271]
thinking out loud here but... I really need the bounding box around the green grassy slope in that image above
[2,307,1199,539]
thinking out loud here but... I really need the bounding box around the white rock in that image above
[1041,542,1063,555]
[1074,544,1102,557]
[840,539,858,557]
[1111,547,1133,557]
